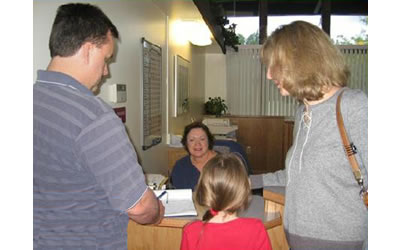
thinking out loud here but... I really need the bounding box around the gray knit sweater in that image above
[262,87,368,245]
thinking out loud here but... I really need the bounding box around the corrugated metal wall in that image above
[339,45,368,95]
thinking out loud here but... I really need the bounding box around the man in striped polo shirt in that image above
[33,3,164,249]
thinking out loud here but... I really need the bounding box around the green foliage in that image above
[223,23,240,51]
[216,15,229,27]
[238,34,246,45]
[335,16,368,45]
[204,97,228,117]
[245,30,259,45]
[210,3,240,52]
[335,33,368,45]
[234,30,259,45]
[360,16,368,25]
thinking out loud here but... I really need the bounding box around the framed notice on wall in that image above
[141,38,162,150]
[174,55,190,117]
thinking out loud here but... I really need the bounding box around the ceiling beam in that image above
[193,0,226,53]
[259,0,268,44]
[313,0,322,14]
[321,0,331,36]
[214,0,367,16]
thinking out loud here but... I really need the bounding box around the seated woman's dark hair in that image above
[181,121,215,153]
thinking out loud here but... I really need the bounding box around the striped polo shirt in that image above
[33,70,147,249]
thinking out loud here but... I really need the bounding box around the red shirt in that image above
[180,217,272,250]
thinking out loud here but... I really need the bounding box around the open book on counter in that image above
[154,189,197,217]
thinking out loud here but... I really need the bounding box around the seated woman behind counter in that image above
[170,122,217,190]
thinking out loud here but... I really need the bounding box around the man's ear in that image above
[78,42,93,65]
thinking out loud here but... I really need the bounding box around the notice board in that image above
[141,38,162,150]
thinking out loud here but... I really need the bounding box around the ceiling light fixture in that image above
[174,20,212,46]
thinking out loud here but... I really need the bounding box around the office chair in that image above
[213,139,253,175]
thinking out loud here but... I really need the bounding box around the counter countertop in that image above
[263,186,285,205]
[154,195,281,229]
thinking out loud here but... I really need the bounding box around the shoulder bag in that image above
[336,90,368,209]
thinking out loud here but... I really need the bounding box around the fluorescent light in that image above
[188,21,212,46]
[173,20,212,46]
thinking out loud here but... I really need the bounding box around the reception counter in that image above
[127,195,282,250]
[262,186,288,250]
[263,186,285,205]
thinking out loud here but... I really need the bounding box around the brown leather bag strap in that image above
[336,90,364,186]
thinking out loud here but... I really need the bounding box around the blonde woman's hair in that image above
[195,153,251,221]
[261,21,350,101]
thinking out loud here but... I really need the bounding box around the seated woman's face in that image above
[186,128,209,158]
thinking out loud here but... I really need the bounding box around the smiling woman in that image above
[170,122,217,190]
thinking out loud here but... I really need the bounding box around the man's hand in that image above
[126,188,165,224]
[153,199,165,225]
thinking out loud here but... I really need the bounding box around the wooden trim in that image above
[138,217,191,228]
[263,189,285,205]
[265,216,282,229]
[129,214,281,230]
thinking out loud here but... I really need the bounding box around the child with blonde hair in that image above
[180,153,272,250]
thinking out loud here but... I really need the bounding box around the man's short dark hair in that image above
[49,3,119,58]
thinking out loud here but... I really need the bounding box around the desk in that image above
[127,195,282,250]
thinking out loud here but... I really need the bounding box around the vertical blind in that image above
[226,45,262,116]
[339,45,368,95]
[226,45,368,117]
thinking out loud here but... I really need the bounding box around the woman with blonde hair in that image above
[180,153,272,250]
[254,21,368,249]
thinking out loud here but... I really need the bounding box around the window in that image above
[225,16,368,116]
[229,15,368,45]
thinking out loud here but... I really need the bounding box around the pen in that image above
[157,190,167,200]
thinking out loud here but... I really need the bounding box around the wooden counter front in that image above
[263,186,289,250]
[127,195,282,250]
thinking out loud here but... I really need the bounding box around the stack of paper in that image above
[145,174,168,190]
[154,189,197,217]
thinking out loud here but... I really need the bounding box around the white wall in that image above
[205,53,227,101]
[155,1,208,135]
[33,0,207,174]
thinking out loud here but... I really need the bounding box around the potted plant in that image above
[204,97,228,117]
[211,3,240,52]
[223,23,240,52]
